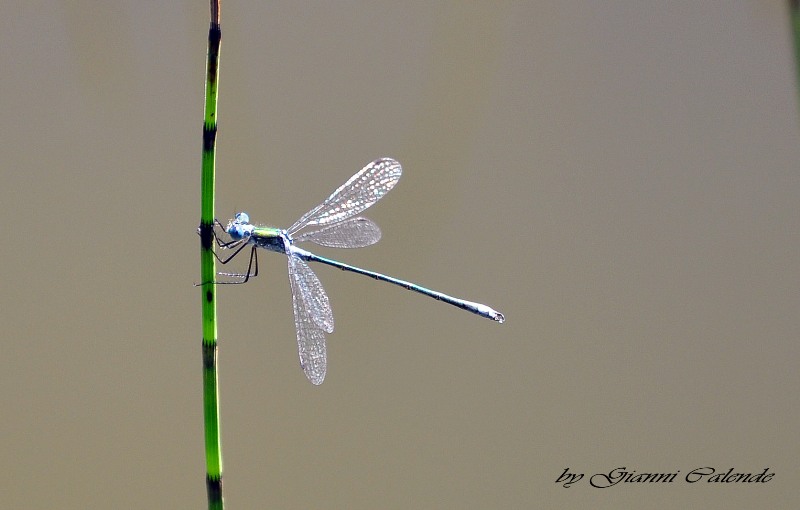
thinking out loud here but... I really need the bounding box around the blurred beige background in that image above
[2,1,798,508]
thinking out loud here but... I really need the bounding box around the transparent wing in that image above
[288,254,334,385]
[287,158,402,235]
[292,217,382,248]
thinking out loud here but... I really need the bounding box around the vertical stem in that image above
[199,1,223,509]
[791,1,800,108]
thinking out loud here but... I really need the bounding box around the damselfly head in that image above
[226,212,254,240]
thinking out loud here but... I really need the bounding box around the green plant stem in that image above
[199,1,223,509]
[791,1,800,108]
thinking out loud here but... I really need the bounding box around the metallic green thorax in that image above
[251,226,288,254]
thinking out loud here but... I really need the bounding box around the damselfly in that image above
[210,158,504,384]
